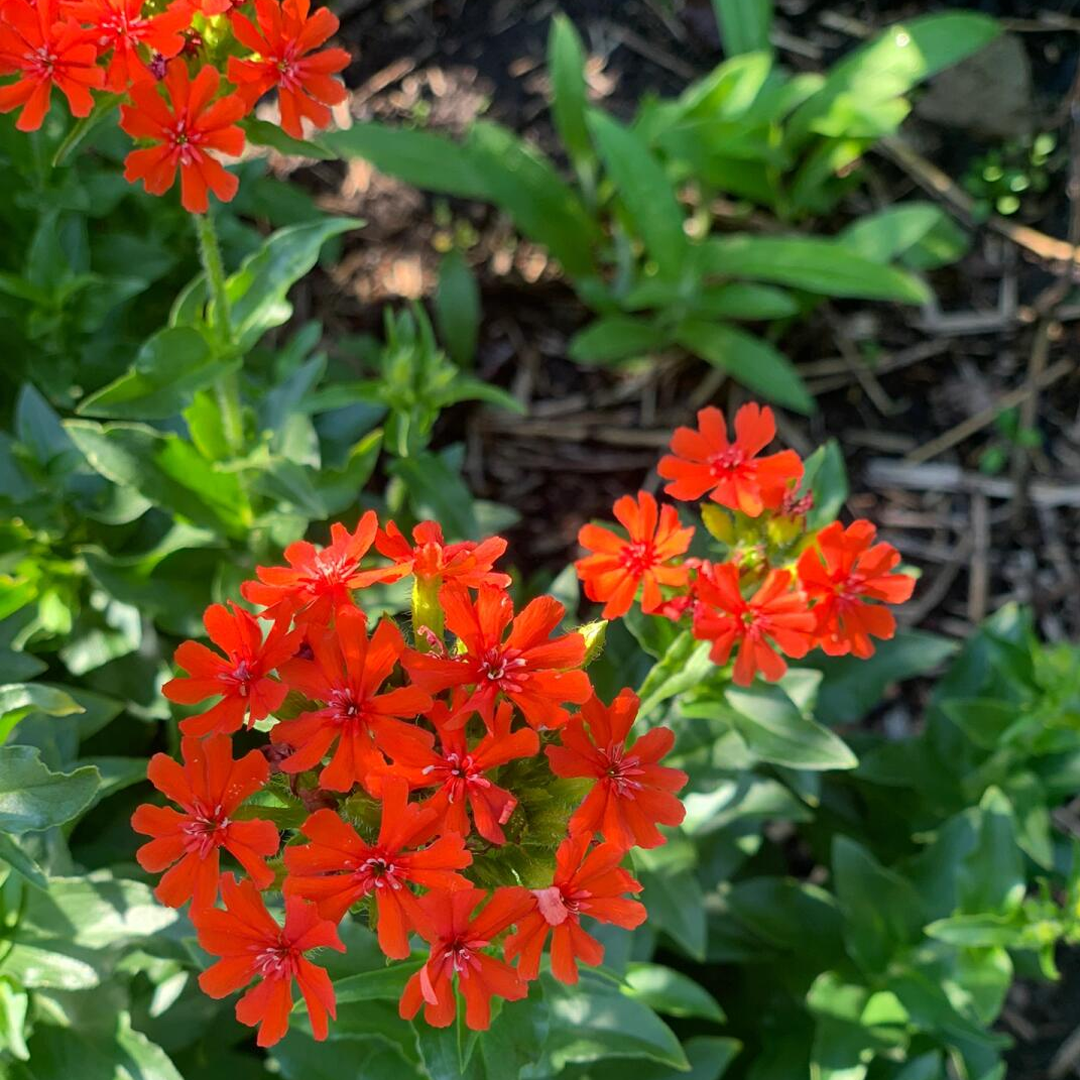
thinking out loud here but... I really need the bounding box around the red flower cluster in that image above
[576,403,916,685]
[0,0,350,211]
[134,514,687,1045]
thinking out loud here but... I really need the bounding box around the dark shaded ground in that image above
[273,1,1080,1071]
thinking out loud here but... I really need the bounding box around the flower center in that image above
[356,854,403,891]
[221,658,255,696]
[478,647,527,691]
[168,120,204,165]
[444,936,485,978]
[425,752,489,802]
[328,688,366,726]
[602,744,644,797]
[252,940,300,980]
[708,446,747,475]
[619,540,657,576]
[181,805,229,858]
[27,46,56,76]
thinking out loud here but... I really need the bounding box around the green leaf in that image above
[675,320,815,414]
[700,235,930,303]
[333,961,423,1004]
[541,973,689,1072]
[466,121,600,278]
[959,787,1025,915]
[76,326,225,420]
[314,430,384,515]
[637,864,708,960]
[13,1013,182,1080]
[0,746,99,833]
[624,962,725,1021]
[15,385,73,466]
[390,450,477,540]
[839,202,965,269]
[940,697,1019,750]
[563,1035,741,1080]
[711,0,773,56]
[637,633,714,720]
[832,837,924,972]
[274,1032,419,1080]
[242,117,336,160]
[725,683,857,770]
[588,111,688,277]
[436,249,481,368]
[549,15,594,169]
[63,421,246,536]
[0,832,47,888]
[0,683,83,745]
[812,632,958,726]
[323,122,492,198]
[226,218,361,351]
[569,315,669,365]
[801,439,848,529]
[924,912,1025,948]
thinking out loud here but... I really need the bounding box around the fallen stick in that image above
[866,459,1080,509]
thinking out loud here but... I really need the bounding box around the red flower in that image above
[692,563,816,685]
[242,512,400,625]
[0,0,104,132]
[163,602,301,738]
[504,834,645,983]
[576,491,694,619]
[227,0,349,139]
[67,0,188,91]
[546,689,686,850]
[119,61,246,214]
[283,777,472,958]
[271,607,432,792]
[658,404,803,517]
[797,519,915,658]
[399,886,533,1030]
[375,520,510,590]
[403,584,591,731]
[132,735,279,910]
[378,699,538,845]
[194,874,344,1047]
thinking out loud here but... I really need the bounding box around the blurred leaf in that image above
[0,832,47,888]
[637,864,708,960]
[242,117,336,160]
[840,202,967,270]
[676,320,815,414]
[466,120,599,278]
[0,746,99,833]
[801,439,848,529]
[390,450,477,540]
[700,235,930,303]
[691,283,799,321]
[15,384,73,465]
[0,683,83,745]
[959,787,1025,916]
[711,0,773,56]
[549,15,594,170]
[570,316,669,365]
[436,249,481,368]
[588,111,689,277]
[324,122,493,198]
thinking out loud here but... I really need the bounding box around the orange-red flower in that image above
[375,520,510,590]
[132,735,279,910]
[271,607,432,792]
[163,602,301,737]
[399,886,533,1031]
[797,519,915,658]
[283,778,472,958]
[546,689,686,849]
[227,0,349,138]
[403,584,591,731]
[378,699,538,845]
[194,874,344,1047]
[0,0,104,131]
[576,491,694,619]
[243,512,400,624]
[692,563,815,685]
[67,0,188,91]
[504,834,645,983]
[119,61,246,214]
[658,404,803,517]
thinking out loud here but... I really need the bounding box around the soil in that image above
[278,1,1080,1069]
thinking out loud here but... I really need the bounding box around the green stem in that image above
[192,211,244,458]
